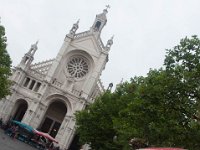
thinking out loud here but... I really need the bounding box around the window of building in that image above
[24,56,29,64]
[67,56,89,79]
[29,80,36,90]
[95,21,101,31]
[34,82,41,92]
[23,77,30,87]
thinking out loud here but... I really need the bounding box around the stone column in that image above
[81,52,108,99]
[32,81,38,92]
[55,115,75,149]
[65,127,76,149]
[29,103,47,129]
[22,108,34,124]
[1,99,14,122]
[22,100,38,125]
[55,115,70,140]
[0,92,17,122]
[27,79,33,89]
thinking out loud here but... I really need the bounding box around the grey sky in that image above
[1,0,200,88]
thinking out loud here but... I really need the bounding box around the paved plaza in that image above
[0,129,37,150]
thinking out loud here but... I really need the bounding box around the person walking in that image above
[11,125,19,140]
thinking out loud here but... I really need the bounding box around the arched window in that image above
[94,21,101,31]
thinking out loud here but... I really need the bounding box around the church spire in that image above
[91,5,110,35]
[19,41,38,69]
[106,35,114,50]
[28,41,38,55]
[67,19,79,38]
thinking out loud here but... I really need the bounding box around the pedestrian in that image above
[11,125,19,140]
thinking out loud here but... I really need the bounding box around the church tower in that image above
[91,7,108,36]
[19,41,38,70]
[45,7,113,100]
[0,7,113,149]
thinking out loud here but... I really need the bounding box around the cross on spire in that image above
[105,5,110,10]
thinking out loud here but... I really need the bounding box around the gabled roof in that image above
[74,30,106,52]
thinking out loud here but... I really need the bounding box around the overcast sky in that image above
[1,0,200,88]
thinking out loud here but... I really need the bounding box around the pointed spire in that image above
[91,6,110,34]
[28,40,38,55]
[76,19,80,24]
[107,82,113,91]
[106,35,114,50]
[19,41,38,69]
[69,19,79,36]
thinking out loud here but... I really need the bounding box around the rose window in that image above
[67,56,89,78]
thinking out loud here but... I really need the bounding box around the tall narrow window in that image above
[24,57,29,64]
[95,21,101,31]
[34,82,41,92]
[29,80,36,90]
[23,77,30,87]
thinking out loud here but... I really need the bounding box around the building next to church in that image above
[0,8,113,149]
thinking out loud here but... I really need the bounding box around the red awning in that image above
[34,130,58,143]
[139,148,186,150]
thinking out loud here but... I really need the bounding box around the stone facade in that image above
[0,8,113,149]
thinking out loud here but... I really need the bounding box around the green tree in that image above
[0,23,12,99]
[116,69,200,149]
[75,36,200,150]
[76,92,125,150]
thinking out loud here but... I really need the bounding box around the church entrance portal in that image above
[40,101,67,138]
[12,99,28,122]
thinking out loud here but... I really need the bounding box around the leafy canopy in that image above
[0,23,12,99]
[75,36,200,150]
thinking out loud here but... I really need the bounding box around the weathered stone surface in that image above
[0,8,113,149]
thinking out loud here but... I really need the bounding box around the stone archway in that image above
[40,100,67,138]
[12,99,28,122]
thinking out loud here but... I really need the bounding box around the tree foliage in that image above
[0,23,12,99]
[75,36,200,150]
[75,91,126,150]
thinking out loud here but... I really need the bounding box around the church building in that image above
[0,8,113,149]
